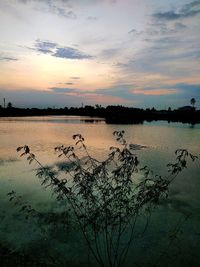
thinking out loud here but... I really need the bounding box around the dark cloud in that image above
[33,40,93,60]
[146,22,187,36]
[182,0,200,13]
[0,56,18,61]
[154,11,182,20]
[153,0,200,20]
[129,21,187,41]
[35,40,57,54]
[173,83,200,96]
[53,47,92,59]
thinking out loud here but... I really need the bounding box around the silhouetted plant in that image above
[15,131,198,267]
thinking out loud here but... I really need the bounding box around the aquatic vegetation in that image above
[13,131,198,267]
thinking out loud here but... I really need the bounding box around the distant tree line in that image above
[0,103,199,124]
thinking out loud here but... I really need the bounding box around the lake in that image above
[0,116,200,266]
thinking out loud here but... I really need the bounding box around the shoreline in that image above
[0,106,200,124]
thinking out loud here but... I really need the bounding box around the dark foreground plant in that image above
[14,131,198,267]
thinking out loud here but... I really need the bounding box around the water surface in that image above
[0,116,200,266]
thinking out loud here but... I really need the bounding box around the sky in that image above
[0,0,199,109]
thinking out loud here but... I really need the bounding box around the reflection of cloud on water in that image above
[0,157,19,166]
[55,160,76,172]
[160,196,192,215]
[53,144,149,171]
[129,144,148,150]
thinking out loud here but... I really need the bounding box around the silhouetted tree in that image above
[95,104,102,109]
[190,98,196,108]
[7,102,13,109]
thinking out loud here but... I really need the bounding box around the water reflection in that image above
[0,115,105,124]
[0,116,200,266]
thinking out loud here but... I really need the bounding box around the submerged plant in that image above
[15,131,198,267]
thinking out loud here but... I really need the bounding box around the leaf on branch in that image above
[24,145,30,154]
[16,146,23,152]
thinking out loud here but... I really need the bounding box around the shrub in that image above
[14,131,198,267]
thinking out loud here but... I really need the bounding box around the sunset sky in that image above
[0,0,199,108]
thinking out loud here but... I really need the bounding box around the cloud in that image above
[0,56,18,61]
[50,84,135,100]
[52,8,76,19]
[18,0,117,5]
[33,40,93,60]
[116,31,200,78]
[114,60,135,68]
[173,83,200,96]
[35,40,57,54]
[53,47,92,59]
[94,85,180,99]
[49,86,129,105]
[95,85,134,100]
[154,11,182,20]
[57,82,74,86]
[174,22,187,30]
[134,83,200,97]
[64,82,74,85]
[87,16,97,21]
[47,83,200,107]
[16,0,117,19]
[2,82,199,109]
[50,87,76,93]
[17,0,77,19]
[0,86,127,108]
[132,88,179,96]
[0,88,83,108]
[146,22,187,36]
[128,28,137,34]
[128,28,143,36]
[97,83,198,101]
[153,0,200,20]
[100,48,121,59]
[70,77,80,79]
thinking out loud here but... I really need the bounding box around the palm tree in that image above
[190,98,196,109]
